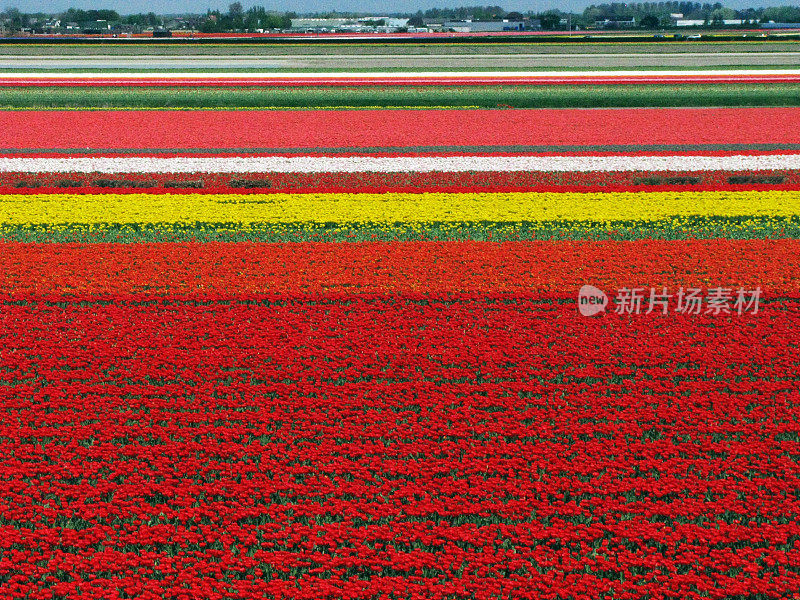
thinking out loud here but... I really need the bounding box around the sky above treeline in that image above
[5,0,793,15]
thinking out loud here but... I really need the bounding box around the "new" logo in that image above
[578,285,608,317]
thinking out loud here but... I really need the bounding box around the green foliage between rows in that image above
[3,216,798,243]
[3,83,800,109]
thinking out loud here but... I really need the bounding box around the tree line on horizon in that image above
[1,2,799,33]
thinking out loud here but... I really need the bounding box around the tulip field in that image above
[2,69,800,600]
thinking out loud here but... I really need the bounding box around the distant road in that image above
[2,51,800,70]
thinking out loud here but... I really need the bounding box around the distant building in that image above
[675,17,745,26]
[79,20,111,33]
[291,18,352,30]
[442,20,526,32]
[675,19,705,26]
[595,17,636,28]
[383,18,410,28]
[290,17,409,32]
[761,22,800,29]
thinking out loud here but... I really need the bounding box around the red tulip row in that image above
[0,296,798,599]
[2,169,798,194]
[8,73,800,87]
[0,240,797,296]
[4,108,800,150]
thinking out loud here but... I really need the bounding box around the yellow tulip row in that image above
[1,190,799,226]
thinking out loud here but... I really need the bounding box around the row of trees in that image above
[0,7,163,29]
[404,3,800,31]
[2,3,799,34]
[199,3,293,33]
[584,2,800,24]
[60,9,120,22]
[0,4,292,33]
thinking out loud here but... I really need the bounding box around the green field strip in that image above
[2,64,798,74]
[3,216,799,243]
[2,83,800,109]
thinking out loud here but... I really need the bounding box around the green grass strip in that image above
[2,83,800,109]
[4,216,799,243]
[3,64,799,73]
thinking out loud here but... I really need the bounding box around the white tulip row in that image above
[0,154,798,174]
